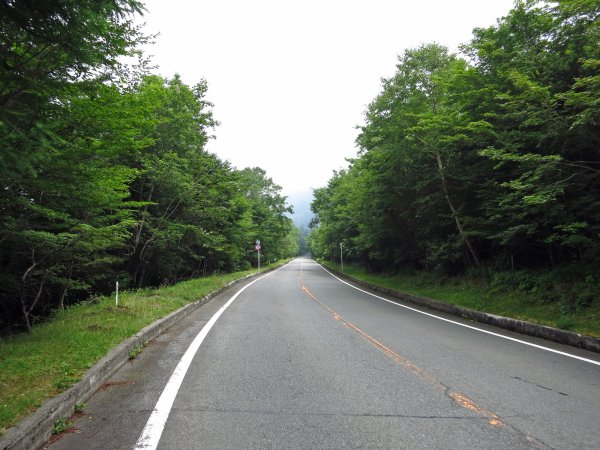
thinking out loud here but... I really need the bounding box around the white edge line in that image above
[315,263,600,367]
[134,264,288,450]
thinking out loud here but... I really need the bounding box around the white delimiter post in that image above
[116,281,119,306]
[340,242,344,271]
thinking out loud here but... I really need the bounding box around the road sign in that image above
[255,244,261,251]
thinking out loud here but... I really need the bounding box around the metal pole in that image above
[258,250,261,270]
[340,242,344,271]
[115,281,119,306]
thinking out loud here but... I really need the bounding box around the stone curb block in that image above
[324,265,600,354]
[0,267,278,450]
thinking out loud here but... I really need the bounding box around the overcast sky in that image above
[136,0,515,196]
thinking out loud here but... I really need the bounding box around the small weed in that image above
[128,345,143,360]
[74,402,86,413]
[53,417,73,434]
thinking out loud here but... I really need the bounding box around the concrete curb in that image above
[0,266,279,450]
[323,265,600,354]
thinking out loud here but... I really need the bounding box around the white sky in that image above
[136,0,515,196]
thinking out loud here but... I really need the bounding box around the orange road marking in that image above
[448,392,502,426]
[301,283,504,428]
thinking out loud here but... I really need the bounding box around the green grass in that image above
[324,262,600,338]
[0,261,289,435]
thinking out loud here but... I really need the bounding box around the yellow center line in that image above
[300,279,503,428]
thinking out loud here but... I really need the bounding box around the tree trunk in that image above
[20,295,32,333]
[20,249,37,333]
[133,183,154,252]
[20,276,46,333]
[58,261,74,309]
[435,151,481,267]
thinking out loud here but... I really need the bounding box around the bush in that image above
[487,266,599,311]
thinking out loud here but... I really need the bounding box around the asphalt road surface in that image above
[48,258,600,449]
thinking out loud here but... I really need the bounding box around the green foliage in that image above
[128,344,144,360]
[53,418,73,435]
[0,3,300,333]
[74,403,86,414]
[311,0,600,277]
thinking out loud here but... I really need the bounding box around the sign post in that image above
[255,240,261,269]
[340,242,344,271]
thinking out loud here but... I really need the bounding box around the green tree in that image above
[315,0,600,276]
[465,0,600,265]
[352,44,491,270]
[237,168,294,263]
[0,0,146,181]
[0,3,305,334]
[0,0,146,332]
[123,75,221,285]
[0,81,141,332]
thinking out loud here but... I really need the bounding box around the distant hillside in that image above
[286,190,314,228]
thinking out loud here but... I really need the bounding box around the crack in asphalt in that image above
[512,376,569,397]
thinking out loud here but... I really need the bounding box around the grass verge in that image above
[322,261,600,339]
[0,260,288,435]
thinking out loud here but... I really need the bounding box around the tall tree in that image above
[465,0,600,265]
[0,2,302,334]
[352,44,490,269]
[313,0,600,275]
[0,0,146,332]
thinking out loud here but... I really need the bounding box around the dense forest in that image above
[310,1,599,306]
[0,0,298,333]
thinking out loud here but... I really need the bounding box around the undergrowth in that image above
[323,261,600,338]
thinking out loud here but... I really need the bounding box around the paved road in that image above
[49,258,600,449]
